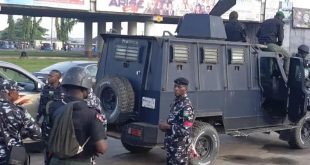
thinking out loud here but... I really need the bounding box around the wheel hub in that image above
[101,87,117,113]
[301,121,310,144]
[196,135,212,159]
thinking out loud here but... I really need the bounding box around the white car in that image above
[0,61,44,118]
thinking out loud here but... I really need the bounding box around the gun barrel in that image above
[209,0,237,16]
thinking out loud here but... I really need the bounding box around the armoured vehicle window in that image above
[260,57,282,79]
[170,44,189,63]
[200,47,218,64]
[114,41,140,62]
[229,48,245,64]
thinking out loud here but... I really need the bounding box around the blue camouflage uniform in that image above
[0,79,41,164]
[165,94,194,165]
[86,88,107,131]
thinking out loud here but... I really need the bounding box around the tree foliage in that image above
[7,15,15,41]
[0,16,48,45]
[55,18,77,44]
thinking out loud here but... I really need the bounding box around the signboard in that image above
[293,0,310,9]
[265,0,292,21]
[0,0,90,10]
[96,0,218,16]
[97,0,262,22]
[293,7,310,29]
[222,0,261,22]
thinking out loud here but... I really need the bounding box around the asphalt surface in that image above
[30,133,310,165]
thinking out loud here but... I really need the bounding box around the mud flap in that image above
[287,58,307,123]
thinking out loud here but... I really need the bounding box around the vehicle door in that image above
[287,57,307,123]
[258,54,288,125]
[0,66,42,117]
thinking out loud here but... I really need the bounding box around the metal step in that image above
[227,125,297,137]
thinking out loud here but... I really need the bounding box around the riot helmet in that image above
[298,44,309,58]
[61,66,92,90]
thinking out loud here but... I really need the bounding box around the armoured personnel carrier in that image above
[95,0,310,164]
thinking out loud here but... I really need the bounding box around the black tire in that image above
[189,121,219,165]
[95,76,134,123]
[121,140,153,153]
[288,113,310,149]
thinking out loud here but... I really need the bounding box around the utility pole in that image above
[50,17,53,49]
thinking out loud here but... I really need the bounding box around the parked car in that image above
[33,61,97,86]
[0,61,44,117]
[0,61,45,151]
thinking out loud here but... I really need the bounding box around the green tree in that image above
[7,15,15,41]
[0,16,47,45]
[55,18,77,45]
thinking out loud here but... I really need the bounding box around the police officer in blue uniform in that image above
[159,77,194,165]
[0,79,41,164]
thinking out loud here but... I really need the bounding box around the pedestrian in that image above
[0,79,41,165]
[225,11,247,42]
[159,77,194,165]
[256,11,290,74]
[47,67,108,165]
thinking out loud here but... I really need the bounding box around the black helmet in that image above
[298,44,309,55]
[61,66,92,90]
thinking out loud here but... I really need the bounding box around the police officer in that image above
[159,77,194,165]
[0,79,41,164]
[47,67,107,165]
[225,11,247,42]
[37,70,63,165]
[86,88,107,131]
[295,45,310,88]
[256,11,290,74]
[36,69,63,123]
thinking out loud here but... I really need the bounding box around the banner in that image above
[0,0,90,10]
[293,7,310,29]
[222,0,261,22]
[97,0,262,21]
[97,0,218,16]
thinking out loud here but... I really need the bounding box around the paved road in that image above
[30,133,310,165]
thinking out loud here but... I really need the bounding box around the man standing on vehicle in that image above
[225,11,247,42]
[0,79,41,165]
[256,11,291,74]
[47,67,107,165]
[159,77,194,165]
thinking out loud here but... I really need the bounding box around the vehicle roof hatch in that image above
[176,0,236,40]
